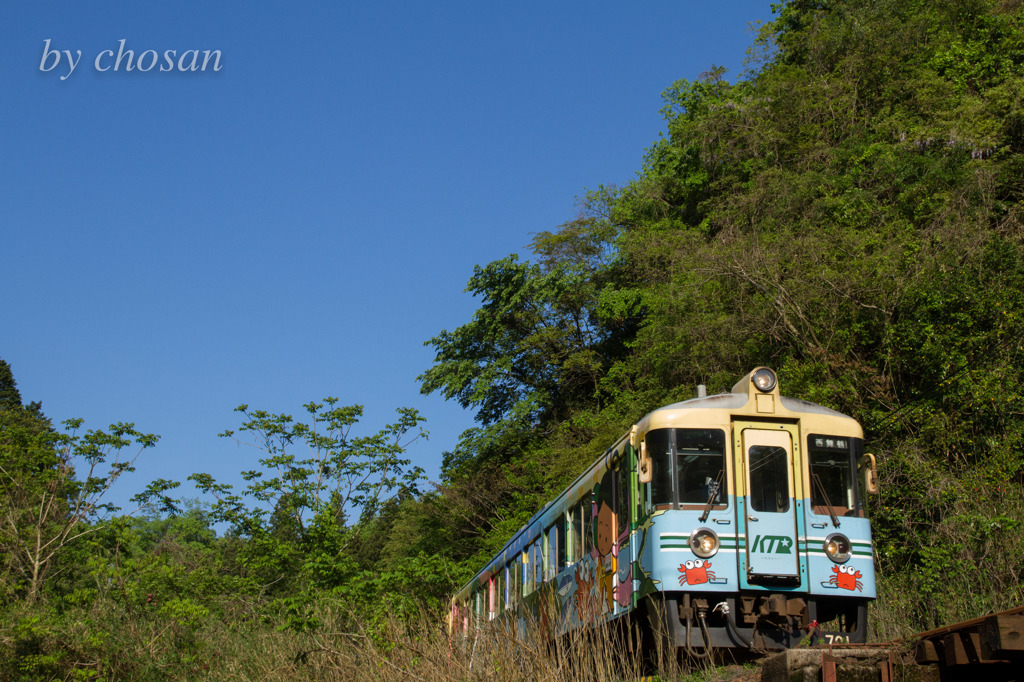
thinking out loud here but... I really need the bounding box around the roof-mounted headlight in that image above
[751,368,778,393]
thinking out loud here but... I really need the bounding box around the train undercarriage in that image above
[656,592,869,651]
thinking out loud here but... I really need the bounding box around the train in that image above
[449,367,878,653]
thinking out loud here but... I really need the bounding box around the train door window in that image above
[582,494,594,557]
[525,545,531,590]
[520,548,528,593]
[495,572,503,614]
[500,566,506,610]
[748,444,790,513]
[511,562,518,606]
[808,434,862,517]
[528,546,535,593]
[567,506,581,564]
[557,515,567,571]
[500,573,506,614]
[526,543,536,593]
[546,525,557,581]
[616,462,629,536]
[534,538,544,587]
[577,497,587,557]
[505,562,514,608]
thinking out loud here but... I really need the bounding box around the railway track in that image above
[763,605,1024,681]
[892,604,1024,680]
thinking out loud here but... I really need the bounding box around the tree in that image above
[419,196,639,476]
[0,358,161,602]
[189,399,427,593]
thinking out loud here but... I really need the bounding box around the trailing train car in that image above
[450,367,879,653]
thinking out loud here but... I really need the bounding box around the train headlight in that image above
[824,533,852,563]
[689,528,720,558]
[752,368,778,392]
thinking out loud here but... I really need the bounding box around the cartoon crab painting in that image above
[678,559,715,586]
[827,564,863,591]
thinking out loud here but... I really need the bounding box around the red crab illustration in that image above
[678,559,714,586]
[828,564,863,591]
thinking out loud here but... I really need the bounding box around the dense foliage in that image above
[2,0,1023,676]
[417,0,1024,634]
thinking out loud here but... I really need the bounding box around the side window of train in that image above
[582,494,594,557]
[507,561,516,607]
[522,551,530,597]
[647,429,673,507]
[540,536,548,585]
[525,550,531,593]
[491,569,499,614]
[616,460,629,536]
[648,428,727,508]
[567,506,581,564]
[677,429,727,506]
[527,541,536,591]
[808,434,862,517]
[556,518,566,572]
[545,525,557,581]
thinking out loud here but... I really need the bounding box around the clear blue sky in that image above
[1,0,774,513]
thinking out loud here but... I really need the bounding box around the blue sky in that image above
[1,0,774,513]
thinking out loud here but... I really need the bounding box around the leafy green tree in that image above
[420,196,641,475]
[0,416,160,602]
[189,399,427,593]
[0,359,162,602]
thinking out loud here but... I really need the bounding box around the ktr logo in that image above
[751,535,794,554]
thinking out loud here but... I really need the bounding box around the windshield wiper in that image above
[699,469,725,523]
[811,472,840,528]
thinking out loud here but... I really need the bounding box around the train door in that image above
[737,426,799,580]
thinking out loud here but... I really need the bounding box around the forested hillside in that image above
[412,0,1024,632]
[3,0,1023,677]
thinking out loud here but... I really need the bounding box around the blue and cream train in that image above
[450,367,879,651]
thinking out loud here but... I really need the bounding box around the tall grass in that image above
[0,597,755,681]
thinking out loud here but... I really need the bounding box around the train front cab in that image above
[637,368,878,651]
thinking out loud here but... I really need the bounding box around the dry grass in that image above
[173,603,741,681]
[208,607,666,681]
[1,595,763,681]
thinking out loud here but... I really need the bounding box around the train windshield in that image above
[807,434,863,517]
[648,428,727,508]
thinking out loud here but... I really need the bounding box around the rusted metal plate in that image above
[821,652,838,682]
